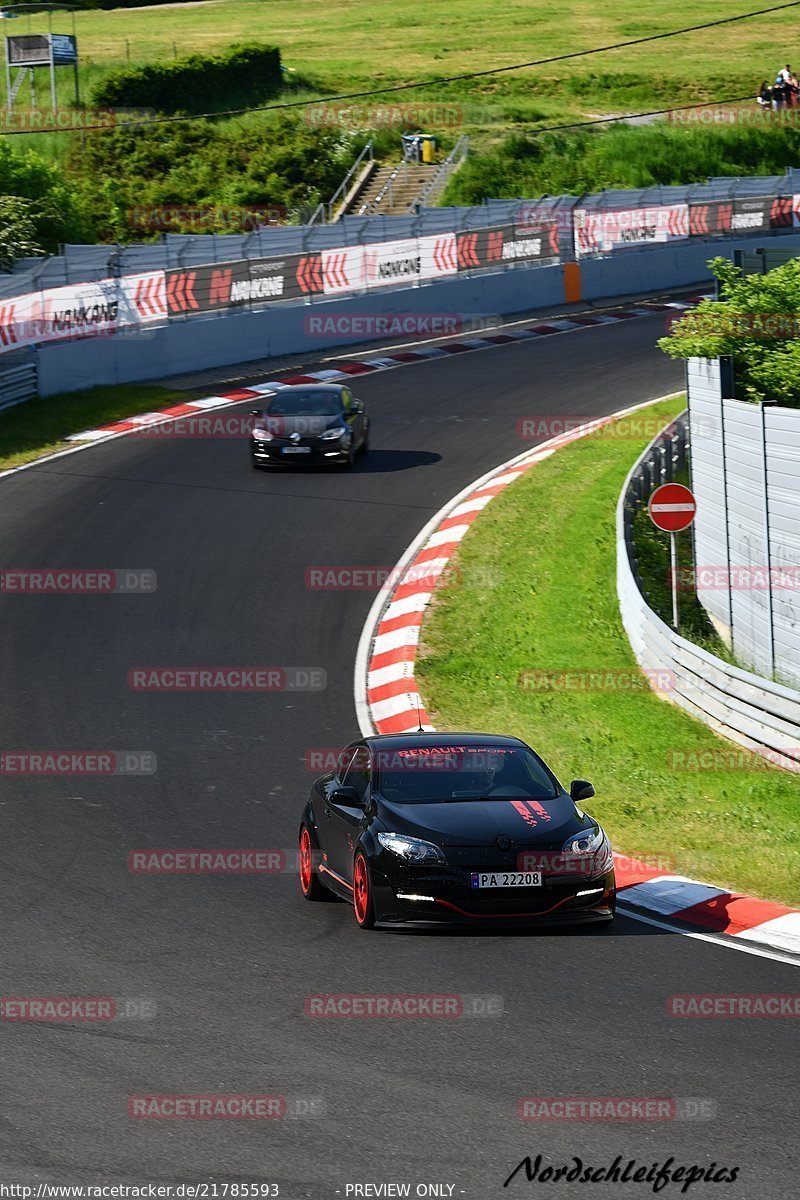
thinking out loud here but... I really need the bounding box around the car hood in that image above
[376,793,583,846]
[259,414,341,437]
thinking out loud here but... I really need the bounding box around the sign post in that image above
[648,482,697,631]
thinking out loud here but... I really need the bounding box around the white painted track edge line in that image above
[0,394,248,480]
[617,902,800,969]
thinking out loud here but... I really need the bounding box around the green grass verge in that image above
[0,383,199,470]
[10,0,789,120]
[416,396,800,907]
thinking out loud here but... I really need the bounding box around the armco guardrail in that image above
[0,351,36,410]
[618,411,800,771]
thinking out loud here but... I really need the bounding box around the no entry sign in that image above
[648,483,696,533]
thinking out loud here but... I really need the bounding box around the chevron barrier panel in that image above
[5,188,800,359]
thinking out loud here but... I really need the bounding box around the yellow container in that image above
[421,135,437,163]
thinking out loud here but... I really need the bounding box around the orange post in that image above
[563,262,581,304]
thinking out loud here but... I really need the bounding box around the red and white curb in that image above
[60,298,704,443]
[353,396,800,964]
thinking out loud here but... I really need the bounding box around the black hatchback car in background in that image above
[299,732,616,929]
[251,383,370,469]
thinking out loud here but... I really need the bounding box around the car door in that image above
[340,387,364,446]
[317,744,356,888]
[323,742,371,886]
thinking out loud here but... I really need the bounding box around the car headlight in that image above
[377,832,446,864]
[321,426,348,441]
[252,427,273,441]
[563,827,606,855]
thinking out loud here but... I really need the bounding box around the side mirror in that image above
[250,408,263,417]
[330,785,364,807]
[570,779,595,802]
[351,400,364,414]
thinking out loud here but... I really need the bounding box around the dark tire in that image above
[352,851,375,929]
[299,826,330,901]
[340,441,356,470]
[358,425,370,456]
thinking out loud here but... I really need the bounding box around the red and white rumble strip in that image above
[353,400,800,963]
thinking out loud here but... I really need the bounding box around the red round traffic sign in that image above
[648,483,696,532]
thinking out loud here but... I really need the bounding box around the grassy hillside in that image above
[7,0,792,123]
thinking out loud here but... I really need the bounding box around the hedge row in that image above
[92,44,282,116]
[6,0,198,7]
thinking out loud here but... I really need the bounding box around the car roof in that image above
[365,732,528,750]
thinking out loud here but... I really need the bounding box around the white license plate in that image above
[282,446,311,454]
[471,871,542,889]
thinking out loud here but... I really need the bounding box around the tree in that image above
[0,195,44,270]
[658,256,800,408]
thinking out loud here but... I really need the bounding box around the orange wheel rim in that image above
[354,855,369,923]
[300,829,313,893]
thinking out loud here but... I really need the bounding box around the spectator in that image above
[788,74,799,107]
[774,71,787,109]
[758,80,773,108]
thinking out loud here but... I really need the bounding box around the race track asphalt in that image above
[1,315,795,1198]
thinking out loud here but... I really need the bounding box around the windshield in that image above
[374,745,559,803]
[267,391,341,416]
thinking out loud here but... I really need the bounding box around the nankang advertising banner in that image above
[729,197,773,234]
[573,204,690,257]
[689,202,733,237]
[362,234,458,290]
[456,224,559,269]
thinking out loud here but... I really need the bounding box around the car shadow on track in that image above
[259,450,442,474]
[377,918,669,940]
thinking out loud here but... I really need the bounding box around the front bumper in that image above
[251,438,350,463]
[368,859,617,927]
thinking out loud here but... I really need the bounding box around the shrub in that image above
[92,44,282,116]
[442,122,800,205]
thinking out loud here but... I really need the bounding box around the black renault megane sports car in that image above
[298,732,616,929]
[250,383,369,469]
